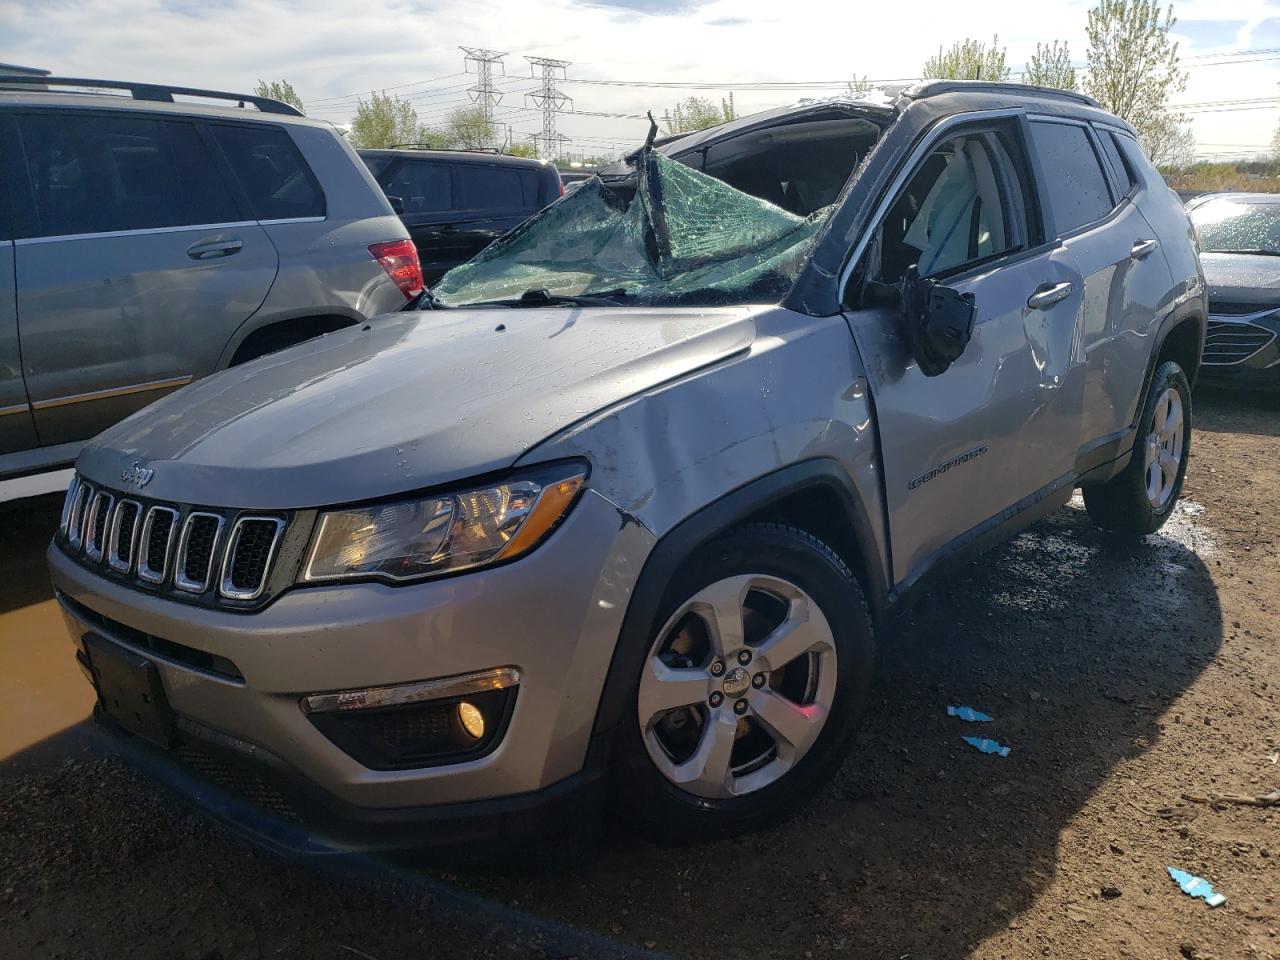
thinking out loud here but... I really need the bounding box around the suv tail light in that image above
[369,240,425,300]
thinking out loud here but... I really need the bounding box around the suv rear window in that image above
[210,124,325,221]
[379,159,452,214]
[1029,121,1113,234]
[18,113,237,238]
[1097,129,1137,195]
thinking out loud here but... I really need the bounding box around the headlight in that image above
[301,463,587,584]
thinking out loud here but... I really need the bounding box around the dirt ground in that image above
[1,389,1277,960]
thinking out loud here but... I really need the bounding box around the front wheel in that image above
[610,523,875,841]
[1083,359,1191,536]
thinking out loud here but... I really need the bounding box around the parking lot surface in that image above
[2,390,1277,960]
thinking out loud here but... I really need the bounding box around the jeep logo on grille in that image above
[121,462,155,489]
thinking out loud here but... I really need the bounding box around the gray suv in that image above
[0,77,419,479]
[46,82,1204,853]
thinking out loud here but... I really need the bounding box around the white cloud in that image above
[3,0,1277,158]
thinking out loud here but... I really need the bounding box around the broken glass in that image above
[431,151,832,308]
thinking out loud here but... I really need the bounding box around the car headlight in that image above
[301,463,587,584]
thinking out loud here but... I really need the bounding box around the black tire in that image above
[610,522,875,841]
[1083,360,1191,536]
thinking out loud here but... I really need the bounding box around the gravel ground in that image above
[1,388,1277,960]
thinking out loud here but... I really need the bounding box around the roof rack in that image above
[900,80,1101,109]
[388,143,502,154]
[0,75,304,116]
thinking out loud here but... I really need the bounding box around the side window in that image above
[875,132,1024,281]
[18,113,209,237]
[1029,121,1112,234]
[453,165,525,210]
[1096,129,1137,196]
[379,160,452,214]
[209,123,325,220]
[166,122,241,225]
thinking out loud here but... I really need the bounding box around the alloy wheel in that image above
[1144,385,1184,510]
[636,574,838,799]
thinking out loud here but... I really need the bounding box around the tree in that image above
[1023,41,1077,91]
[661,94,737,135]
[438,106,495,151]
[253,79,304,114]
[349,91,421,149]
[922,36,1010,81]
[847,76,872,95]
[1084,1,1191,166]
[505,142,538,158]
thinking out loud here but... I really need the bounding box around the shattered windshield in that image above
[431,151,832,308]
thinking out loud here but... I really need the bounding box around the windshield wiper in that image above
[467,288,630,308]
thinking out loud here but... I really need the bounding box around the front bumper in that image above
[47,489,653,828]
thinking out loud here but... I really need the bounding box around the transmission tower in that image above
[460,46,506,141]
[525,56,573,161]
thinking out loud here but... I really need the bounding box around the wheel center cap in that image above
[721,666,750,697]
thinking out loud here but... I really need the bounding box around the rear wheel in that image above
[611,523,875,840]
[1083,360,1191,536]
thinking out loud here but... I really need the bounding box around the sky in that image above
[3,0,1279,162]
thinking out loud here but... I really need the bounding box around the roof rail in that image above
[0,75,305,116]
[900,80,1101,110]
[388,143,502,154]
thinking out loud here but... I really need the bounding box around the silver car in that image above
[47,81,1205,853]
[0,76,419,480]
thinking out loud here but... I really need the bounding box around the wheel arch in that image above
[1141,300,1206,404]
[585,459,888,763]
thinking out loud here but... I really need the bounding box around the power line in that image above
[306,71,467,105]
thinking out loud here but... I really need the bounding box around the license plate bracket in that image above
[84,633,175,749]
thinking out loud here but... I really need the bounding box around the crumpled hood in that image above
[80,306,756,509]
[1201,252,1280,306]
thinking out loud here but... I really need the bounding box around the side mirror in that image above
[900,270,976,377]
[387,195,405,215]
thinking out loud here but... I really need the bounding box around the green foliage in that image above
[1084,0,1192,167]
[922,36,1010,81]
[662,94,737,135]
[505,143,538,158]
[1023,41,1077,91]
[349,91,422,149]
[437,106,494,151]
[253,79,304,114]
[1162,160,1280,194]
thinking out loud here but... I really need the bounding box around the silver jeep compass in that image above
[47,82,1205,852]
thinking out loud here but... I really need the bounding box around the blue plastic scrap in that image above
[962,736,1011,758]
[947,705,993,722]
[1167,867,1227,907]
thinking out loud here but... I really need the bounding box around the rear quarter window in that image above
[1097,130,1137,195]
[453,164,528,210]
[209,123,325,221]
[1029,121,1113,235]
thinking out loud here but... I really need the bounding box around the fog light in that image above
[458,701,485,739]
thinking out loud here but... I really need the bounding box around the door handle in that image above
[186,238,243,260]
[1130,238,1159,260]
[1027,281,1073,310]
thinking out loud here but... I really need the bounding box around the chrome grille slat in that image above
[1203,320,1275,366]
[58,476,80,537]
[138,506,179,584]
[107,500,142,573]
[84,491,115,562]
[60,474,288,607]
[67,481,93,549]
[219,517,285,601]
[174,512,225,594]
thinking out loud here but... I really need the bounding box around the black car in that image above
[360,148,563,284]
[1186,192,1280,390]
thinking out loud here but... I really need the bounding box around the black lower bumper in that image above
[94,708,605,860]
[1198,363,1280,392]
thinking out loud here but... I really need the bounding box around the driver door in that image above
[843,119,1086,588]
